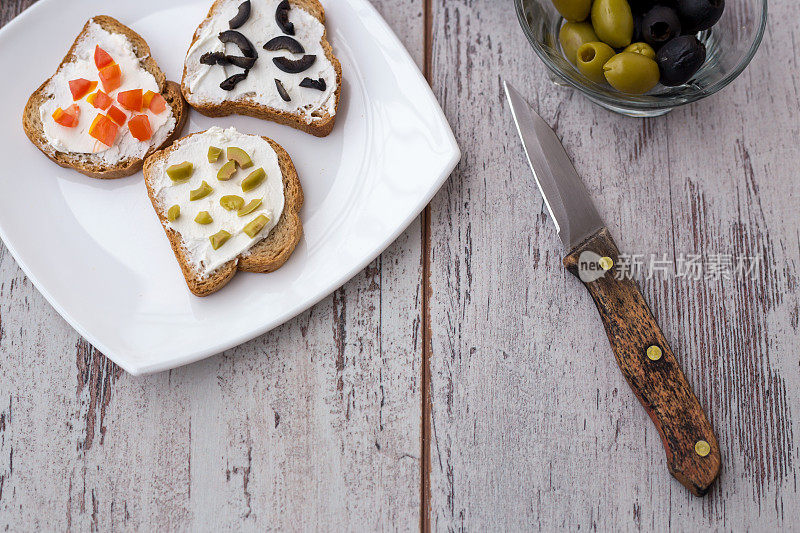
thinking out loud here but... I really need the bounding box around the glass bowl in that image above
[514,0,768,116]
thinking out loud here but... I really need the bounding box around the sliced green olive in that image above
[220,195,245,211]
[237,198,262,217]
[243,214,270,238]
[194,211,213,225]
[189,180,214,201]
[217,160,237,181]
[209,230,232,250]
[227,146,253,169]
[241,168,266,192]
[166,161,193,182]
[167,205,180,221]
[208,146,222,163]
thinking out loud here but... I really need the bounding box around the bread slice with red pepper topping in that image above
[23,16,188,179]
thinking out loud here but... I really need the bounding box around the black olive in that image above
[273,54,316,74]
[628,0,656,13]
[275,79,291,102]
[225,55,257,69]
[229,1,251,29]
[200,51,227,65]
[675,0,724,33]
[220,71,249,91]
[656,35,706,86]
[263,36,305,54]
[219,30,257,59]
[300,77,326,91]
[642,6,682,48]
[632,12,643,42]
[276,0,295,36]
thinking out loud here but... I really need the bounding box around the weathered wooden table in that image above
[1,0,798,530]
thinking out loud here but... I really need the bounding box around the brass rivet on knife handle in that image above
[647,345,663,361]
[563,227,721,496]
[695,440,711,457]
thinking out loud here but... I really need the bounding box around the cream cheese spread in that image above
[152,127,286,277]
[184,0,337,123]
[39,21,174,162]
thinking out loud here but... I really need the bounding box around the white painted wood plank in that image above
[427,0,800,530]
[0,0,424,529]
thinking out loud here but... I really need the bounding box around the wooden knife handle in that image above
[563,227,721,496]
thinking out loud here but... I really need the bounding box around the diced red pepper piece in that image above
[98,63,122,93]
[87,90,113,110]
[148,92,167,114]
[89,114,119,146]
[128,115,152,141]
[107,105,127,126]
[52,104,81,128]
[142,90,155,108]
[94,46,114,69]
[117,89,143,112]
[69,78,97,101]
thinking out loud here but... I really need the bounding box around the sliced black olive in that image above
[200,51,227,65]
[220,71,248,91]
[299,77,326,91]
[656,35,706,86]
[219,30,257,59]
[275,79,291,102]
[273,54,316,74]
[263,36,305,54]
[229,0,251,29]
[226,55,257,69]
[276,0,295,36]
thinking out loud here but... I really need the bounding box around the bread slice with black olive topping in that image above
[181,0,342,137]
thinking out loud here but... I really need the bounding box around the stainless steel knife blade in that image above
[504,80,604,251]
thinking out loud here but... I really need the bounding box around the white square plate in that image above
[0,0,459,374]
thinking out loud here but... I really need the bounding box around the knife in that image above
[504,81,721,496]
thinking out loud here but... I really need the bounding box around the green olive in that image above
[241,168,266,193]
[227,147,253,169]
[591,0,633,48]
[576,42,616,84]
[167,205,180,222]
[237,198,262,217]
[550,0,592,22]
[208,146,222,163]
[166,161,193,182]
[189,181,214,201]
[220,195,245,211]
[209,230,232,250]
[242,215,270,238]
[603,52,660,94]
[217,160,237,181]
[624,42,656,60]
[195,211,213,225]
[559,21,599,65]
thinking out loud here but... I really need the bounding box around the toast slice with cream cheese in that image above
[181,0,342,137]
[143,127,304,296]
[23,16,188,179]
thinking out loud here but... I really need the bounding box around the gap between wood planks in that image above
[420,0,433,531]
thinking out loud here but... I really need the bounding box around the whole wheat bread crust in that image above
[142,131,304,297]
[23,16,189,179]
[181,0,341,137]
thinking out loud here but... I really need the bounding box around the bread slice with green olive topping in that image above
[143,130,304,297]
